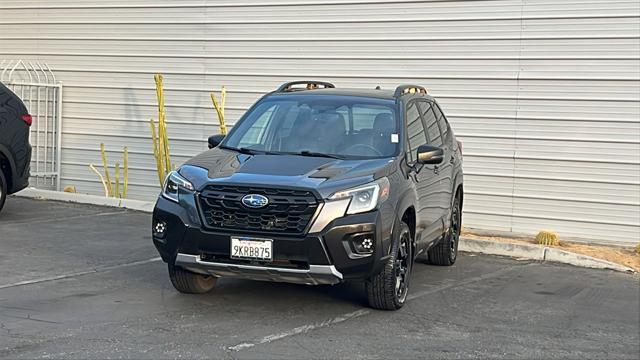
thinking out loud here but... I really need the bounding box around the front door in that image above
[417,100,450,241]
[404,100,441,249]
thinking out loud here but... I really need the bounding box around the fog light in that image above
[352,233,375,254]
[154,220,167,238]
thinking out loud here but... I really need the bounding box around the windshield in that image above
[222,95,399,159]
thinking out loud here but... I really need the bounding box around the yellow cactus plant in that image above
[89,143,128,198]
[210,86,227,135]
[536,230,559,246]
[150,73,173,186]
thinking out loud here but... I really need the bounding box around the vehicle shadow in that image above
[202,277,368,308]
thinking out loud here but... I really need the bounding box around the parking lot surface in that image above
[0,197,638,359]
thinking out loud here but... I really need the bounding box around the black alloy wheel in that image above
[366,221,413,310]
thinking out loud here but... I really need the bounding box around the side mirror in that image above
[208,134,225,149]
[417,145,444,164]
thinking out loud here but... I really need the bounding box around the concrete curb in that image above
[460,237,635,273]
[15,188,155,213]
[463,227,635,249]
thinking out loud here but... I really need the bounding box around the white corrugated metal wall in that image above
[1,0,638,244]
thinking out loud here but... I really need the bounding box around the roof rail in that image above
[394,85,428,97]
[276,81,335,92]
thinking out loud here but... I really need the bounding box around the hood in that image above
[180,148,396,199]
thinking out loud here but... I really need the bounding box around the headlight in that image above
[329,177,390,215]
[162,171,195,203]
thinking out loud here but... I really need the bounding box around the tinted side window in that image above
[432,103,450,143]
[405,101,427,163]
[432,103,442,119]
[419,102,442,147]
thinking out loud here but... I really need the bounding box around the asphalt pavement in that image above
[0,197,638,359]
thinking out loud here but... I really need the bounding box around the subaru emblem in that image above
[241,194,269,208]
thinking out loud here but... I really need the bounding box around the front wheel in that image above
[168,263,217,294]
[365,222,413,310]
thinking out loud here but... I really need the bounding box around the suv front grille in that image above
[198,185,319,235]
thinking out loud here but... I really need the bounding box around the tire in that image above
[365,222,413,310]
[428,195,461,266]
[0,169,6,213]
[168,263,217,294]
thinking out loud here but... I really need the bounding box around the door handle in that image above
[449,156,455,164]
[433,165,439,174]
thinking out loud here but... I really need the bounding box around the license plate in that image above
[230,237,273,261]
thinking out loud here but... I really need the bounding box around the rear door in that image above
[432,102,456,213]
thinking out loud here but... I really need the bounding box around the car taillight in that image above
[22,114,32,126]
[456,140,463,155]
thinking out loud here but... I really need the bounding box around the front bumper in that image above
[175,253,343,285]
[152,194,395,284]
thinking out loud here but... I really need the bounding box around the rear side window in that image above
[418,102,442,147]
[405,102,427,163]
[432,102,450,143]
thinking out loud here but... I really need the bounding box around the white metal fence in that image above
[1,60,63,190]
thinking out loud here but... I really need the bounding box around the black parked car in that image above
[0,81,31,212]
[153,81,463,310]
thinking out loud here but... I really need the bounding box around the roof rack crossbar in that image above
[276,80,335,92]
[394,85,428,97]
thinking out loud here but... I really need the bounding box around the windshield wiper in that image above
[220,146,279,155]
[221,146,342,159]
[293,150,345,159]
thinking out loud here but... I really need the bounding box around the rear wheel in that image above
[365,222,413,310]
[168,263,217,294]
[0,169,7,213]
[428,195,461,266]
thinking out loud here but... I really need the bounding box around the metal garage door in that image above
[0,0,638,244]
